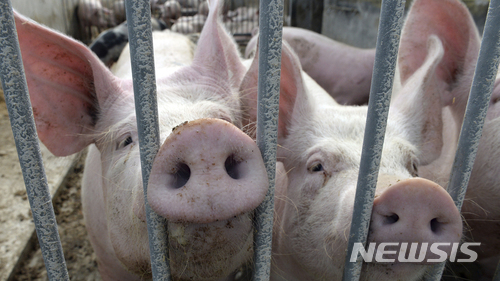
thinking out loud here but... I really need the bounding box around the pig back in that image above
[111,30,196,79]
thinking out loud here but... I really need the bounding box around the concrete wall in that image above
[320,0,489,49]
[290,0,323,33]
[321,0,379,48]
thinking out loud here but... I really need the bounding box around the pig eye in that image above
[309,163,324,173]
[408,158,419,177]
[412,163,418,177]
[117,136,133,149]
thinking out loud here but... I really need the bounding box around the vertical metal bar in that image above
[0,1,69,280]
[424,0,500,279]
[252,0,283,280]
[124,0,171,280]
[342,0,405,280]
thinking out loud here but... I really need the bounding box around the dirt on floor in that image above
[10,154,102,281]
[0,90,100,281]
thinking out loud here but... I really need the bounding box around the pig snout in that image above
[147,118,269,223]
[369,177,463,262]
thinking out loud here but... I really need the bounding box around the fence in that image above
[64,0,287,44]
[1,0,500,280]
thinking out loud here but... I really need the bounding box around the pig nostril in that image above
[384,214,399,225]
[225,154,242,180]
[173,163,191,188]
[430,218,440,233]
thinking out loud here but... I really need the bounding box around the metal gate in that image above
[66,0,286,44]
[1,0,500,280]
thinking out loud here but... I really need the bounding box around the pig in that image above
[150,0,166,7]
[239,6,464,281]
[245,27,375,106]
[170,1,207,34]
[149,0,162,17]
[171,14,207,34]
[77,0,115,30]
[89,19,166,67]
[399,0,500,277]
[112,0,125,24]
[223,7,259,36]
[226,7,259,22]
[178,0,200,9]
[151,18,168,31]
[89,21,128,67]
[13,0,269,279]
[198,1,209,17]
[224,20,258,37]
[157,0,182,27]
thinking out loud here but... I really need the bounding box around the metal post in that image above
[252,0,284,280]
[342,0,405,280]
[0,1,69,280]
[124,0,170,279]
[424,0,500,279]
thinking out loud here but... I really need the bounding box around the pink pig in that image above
[14,0,269,280]
[77,0,115,29]
[159,0,182,26]
[245,27,375,105]
[399,0,500,278]
[239,3,463,281]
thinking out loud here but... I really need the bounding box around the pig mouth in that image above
[167,214,255,280]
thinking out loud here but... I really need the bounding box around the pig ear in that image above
[190,0,246,91]
[15,11,125,156]
[398,0,480,107]
[240,40,310,143]
[391,36,445,165]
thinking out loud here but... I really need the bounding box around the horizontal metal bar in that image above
[342,0,405,280]
[124,0,170,280]
[0,1,69,280]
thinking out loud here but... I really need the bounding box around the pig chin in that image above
[167,214,254,280]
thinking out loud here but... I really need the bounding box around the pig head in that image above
[398,0,500,277]
[240,10,462,281]
[14,0,268,279]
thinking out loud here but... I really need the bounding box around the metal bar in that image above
[252,0,284,280]
[124,0,171,280]
[341,0,405,280]
[425,0,500,279]
[0,1,69,280]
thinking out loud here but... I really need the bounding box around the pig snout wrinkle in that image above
[147,118,269,224]
[370,178,463,261]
